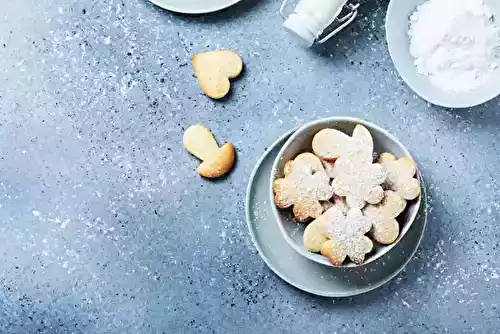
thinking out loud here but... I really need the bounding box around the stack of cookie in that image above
[272,124,420,266]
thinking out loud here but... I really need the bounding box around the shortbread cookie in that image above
[304,196,348,252]
[332,162,386,209]
[313,124,373,163]
[303,215,329,253]
[192,50,243,99]
[183,125,235,178]
[273,153,334,222]
[363,190,407,245]
[321,206,373,265]
[378,152,421,200]
[313,125,386,209]
[284,152,324,174]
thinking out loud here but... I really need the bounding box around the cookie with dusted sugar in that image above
[378,152,421,200]
[313,124,387,209]
[363,190,407,245]
[273,153,334,222]
[304,196,349,253]
[312,124,373,163]
[303,213,329,253]
[321,206,373,265]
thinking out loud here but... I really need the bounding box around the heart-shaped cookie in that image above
[192,50,243,99]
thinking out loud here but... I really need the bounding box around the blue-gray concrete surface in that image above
[1,0,499,332]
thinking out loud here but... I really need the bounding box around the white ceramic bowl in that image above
[270,117,422,267]
[386,0,500,108]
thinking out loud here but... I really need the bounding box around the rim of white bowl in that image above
[385,0,500,108]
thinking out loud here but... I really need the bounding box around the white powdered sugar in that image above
[409,0,500,92]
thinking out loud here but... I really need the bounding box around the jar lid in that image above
[281,0,359,46]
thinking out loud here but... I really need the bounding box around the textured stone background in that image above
[1,0,499,332]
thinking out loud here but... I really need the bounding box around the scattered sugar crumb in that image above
[401,299,411,308]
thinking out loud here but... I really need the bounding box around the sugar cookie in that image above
[303,215,329,253]
[304,196,348,252]
[312,124,373,163]
[183,125,235,178]
[192,50,243,99]
[363,190,407,245]
[378,152,421,200]
[273,153,334,222]
[314,125,386,209]
[321,206,373,265]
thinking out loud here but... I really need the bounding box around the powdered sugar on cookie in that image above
[321,206,373,265]
[273,153,334,221]
[314,125,386,209]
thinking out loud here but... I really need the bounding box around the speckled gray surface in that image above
[1,0,499,332]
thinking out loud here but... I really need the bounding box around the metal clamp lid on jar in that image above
[280,0,360,45]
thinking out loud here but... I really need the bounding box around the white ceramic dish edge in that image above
[150,0,243,14]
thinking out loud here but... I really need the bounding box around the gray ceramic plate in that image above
[386,0,500,108]
[246,129,427,297]
[150,0,243,14]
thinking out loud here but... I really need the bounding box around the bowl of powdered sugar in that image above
[386,0,500,108]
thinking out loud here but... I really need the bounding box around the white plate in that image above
[386,0,500,108]
[151,0,243,14]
